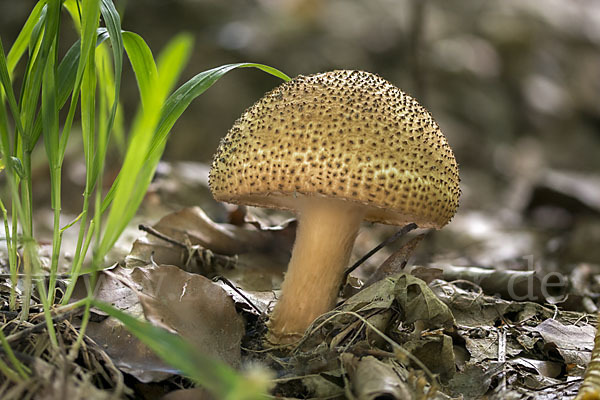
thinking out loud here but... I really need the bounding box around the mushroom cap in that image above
[209,70,460,229]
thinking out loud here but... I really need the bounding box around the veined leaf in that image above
[91,300,270,399]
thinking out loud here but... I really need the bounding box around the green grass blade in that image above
[62,0,82,32]
[0,126,24,315]
[98,0,123,135]
[91,300,270,399]
[77,0,101,78]
[28,5,46,57]
[95,33,173,260]
[41,37,62,303]
[100,63,289,213]
[155,34,193,101]
[95,42,116,157]
[0,326,29,380]
[58,0,100,158]
[121,31,157,110]
[71,2,100,287]
[14,3,46,139]
[0,95,11,165]
[90,0,123,187]
[6,1,46,75]
[94,41,125,153]
[20,0,60,151]
[99,0,123,94]
[56,40,80,109]
[26,37,82,163]
[81,48,96,188]
[148,63,290,160]
[41,42,59,168]
[0,38,25,140]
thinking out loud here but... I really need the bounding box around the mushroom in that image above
[209,70,460,343]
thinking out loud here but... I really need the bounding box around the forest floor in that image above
[2,158,600,400]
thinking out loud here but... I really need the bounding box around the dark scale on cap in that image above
[209,70,460,229]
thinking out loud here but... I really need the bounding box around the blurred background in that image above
[1,0,600,273]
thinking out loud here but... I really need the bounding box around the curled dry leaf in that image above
[526,169,600,217]
[341,354,441,400]
[125,206,265,270]
[404,334,456,382]
[342,276,397,313]
[342,354,408,400]
[342,273,455,330]
[511,357,562,379]
[430,280,557,328]
[394,274,455,329]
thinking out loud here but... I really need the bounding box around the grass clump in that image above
[0,1,289,397]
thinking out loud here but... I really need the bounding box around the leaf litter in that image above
[2,161,600,399]
[74,264,245,383]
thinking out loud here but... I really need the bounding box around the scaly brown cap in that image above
[209,70,460,228]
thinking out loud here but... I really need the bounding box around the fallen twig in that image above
[343,223,418,281]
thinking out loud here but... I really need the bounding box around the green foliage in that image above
[0,0,289,394]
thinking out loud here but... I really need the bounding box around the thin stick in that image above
[216,277,264,315]
[343,223,418,280]
[4,309,82,344]
[138,224,186,248]
[138,224,237,267]
[0,273,71,279]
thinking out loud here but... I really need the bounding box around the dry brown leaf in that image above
[152,206,273,255]
[72,264,138,313]
[511,357,562,379]
[86,314,177,382]
[341,354,435,400]
[394,274,455,329]
[532,318,594,368]
[404,334,456,382]
[125,206,294,290]
[78,264,245,382]
[76,267,176,382]
[124,264,245,368]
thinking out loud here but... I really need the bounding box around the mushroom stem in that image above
[268,198,365,343]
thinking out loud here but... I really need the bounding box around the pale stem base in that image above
[268,199,364,344]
